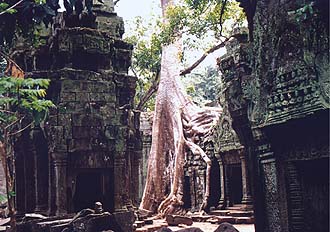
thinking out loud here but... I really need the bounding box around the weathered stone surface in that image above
[12,3,142,223]
[110,210,136,232]
[166,215,193,226]
[213,222,239,232]
[176,229,204,232]
[217,0,329,232]
[156,228,173,232]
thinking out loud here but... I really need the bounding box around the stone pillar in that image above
[33,127,49,213]
[52,152,67,215]
[198,169,206,208]
[15,149,26,218]
[114,158,127,210]
[239,151,252,205]
[224,165,231,207]
[260,151,282,232]
[139,135,151,200]
[216,155,226,209]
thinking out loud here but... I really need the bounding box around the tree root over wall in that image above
[139,39,222,217]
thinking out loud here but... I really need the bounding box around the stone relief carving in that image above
[213,103,243,154]
[316,54,330,107]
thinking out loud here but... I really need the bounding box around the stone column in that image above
[239,151,252,205]
[139,135,151,200]
[15,149,26,218]
[33,127,48,213]
[216,153,226,209]
[224,164,231,207]
[198,169,206,208]
[52,152,67,215]
[114,158,127,210]
[260,151,282,232]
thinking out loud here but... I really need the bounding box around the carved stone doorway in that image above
[72,170,114,212]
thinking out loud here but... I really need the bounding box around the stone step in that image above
[134,220,146,228]
[234,216,254,224]
[210,209,253,217]
[191,214,213,222]
[36,218,72,226]
[207,216,235,224]
[135,228,148,232]
[209,210,231,216]
[207,215,254,225]
[226,204,253,211]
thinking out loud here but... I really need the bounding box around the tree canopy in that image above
[124,0,245,111]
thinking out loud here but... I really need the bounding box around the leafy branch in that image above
[0,0,22,16]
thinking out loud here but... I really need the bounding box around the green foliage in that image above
[0,193,7,203]
[161,0,245,46]
[288,2,316,22]
[182,66,221,105]
[125,16,162,111]
[126,18,162,76]
[8,190,15,197]
[0,77,55,139]
[125,0,245,110]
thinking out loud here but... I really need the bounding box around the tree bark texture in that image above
[140,0,221,216]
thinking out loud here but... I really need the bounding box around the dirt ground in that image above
[168,222,255,232]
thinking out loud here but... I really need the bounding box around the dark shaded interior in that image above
[228,164,242,205]
[209,160,220,207]
[298,158,329,232]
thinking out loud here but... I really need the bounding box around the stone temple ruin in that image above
[0,0,328,231]
[139,0,329,231]
[217,0,329,231]
[3,1,142,231]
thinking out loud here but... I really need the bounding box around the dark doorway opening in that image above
[209,160,220,208]
[183,175,191,209]
[228,164,242,205]
[73,172,103,212]
[298,158,329,232]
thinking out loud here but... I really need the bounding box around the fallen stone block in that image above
[135,220,145,228]
[166,215,193,226]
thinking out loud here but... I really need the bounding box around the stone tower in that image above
[12,2,141,224]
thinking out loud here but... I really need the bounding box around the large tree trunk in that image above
[139,0,221,216]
